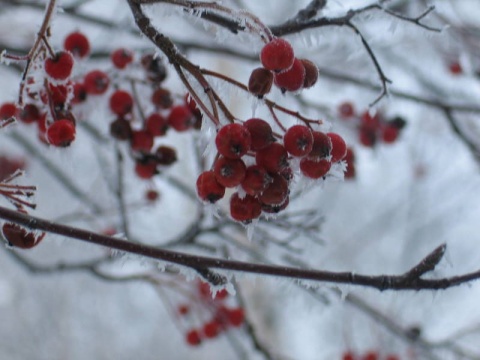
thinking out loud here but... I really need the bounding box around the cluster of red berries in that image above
[342,350,400,360]
[196,119,348,222]
[180,281,245,346]
[338,102,406,148]
[248,37,319,97]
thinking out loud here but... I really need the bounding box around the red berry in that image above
[146,113,168,137]
[385,355,399,360]
[0,102,17,120]
[47,83,69,105]
[344,148,356,180]
[342,351,356,360]
[111,48,134,69]
[309,131,332,159]
[203,321,221,338]
[362,351,379,360]
[84,70,110,95]
[154,145,177,166]
[167,105,195,132]
[2,223,45,249]
[274,58,306,93]
[145,189,159,202]
[338,102,355,118]
[300,157,331,179]
[44,51,74,80]
[177,304,189,315]
[283,125,313,157]
[381,124,400,143]
[47,119,76,147]
[72,82,87,104]
[255,143,288,173]
[110,118,132,141]
[214,157,246,188]
[358,127,376,148]
[196,171,225,203]
[109,90,133,116]
[449,61,462,75]
[230,193,262,222]
[216,123,251,159]
[64,31,90,58]
[151,88,173,109]
[214,288,229,300]
[260,38,295,72]
[300,59,318,89]
[248,67,273,97]
[134,161,157,179]
[241,165,270,196]
[327,132,347,163]
[243,118,274,151]
[17,104,40,124]
[361,111,381,130]
[259,173,289,205]
[262,196,289,214]
[131,130,154,152]
[141,53,167,83]
[226,307,245,327]
[185,329,202,346]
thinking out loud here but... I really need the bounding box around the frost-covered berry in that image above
[338,102,355,118]
[196,170,225,203]
[17,104,40,124]
[84,70,110,95]
[260,38,295,72]
[203,321,221,339]
[241,165,269,196]
[47,119,76,147]
[308,131,332,159]
[274,58,306,93]
[230,193,262,222]
[109,90,133,116]
[44,51,74,81]
[283,125,313,157]
[243,118,274,151]
[259,173,289,205]
[64,31,90,58]
[214,156,246,187]
[327,132,347,163]
[255,143,288,173]
[300,157,331,179]
[111,48,134,69]
[216,123,251,159]
[248,67,273,97]
[141,53,167,83]
[135,161,157,179]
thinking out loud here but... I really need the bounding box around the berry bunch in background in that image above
[178,281,244,346]
[338,102,407,148]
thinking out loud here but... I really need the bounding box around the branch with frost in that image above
[3,206,480,291]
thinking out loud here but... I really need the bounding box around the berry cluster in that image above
[342,350,400,360]
[180,281,245,346]
[4,31,204,185]
[196,120,348,222]
[248,37,319,97]
[338,102,407,148]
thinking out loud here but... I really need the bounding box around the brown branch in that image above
[1,206,480,291]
